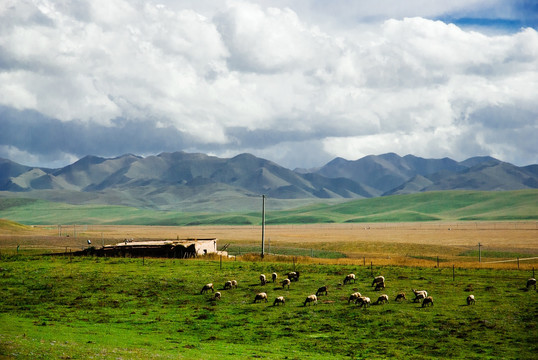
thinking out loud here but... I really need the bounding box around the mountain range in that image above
[0,152,536,212]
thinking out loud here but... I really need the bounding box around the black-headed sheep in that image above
[272,273,278,283]
[375,294,389,305]
[254,292,268,303]
[422,296,434,307]
[200,283,214,294]
[231,280,238,288]
[467,294,475,305]
[260,274,267,286]
[527,278,536,289]
[356,296,371,308]
[224,280,238,289]
[412,289,428,302]
[281,278,291,289]
[372,276,385,287]
[374,281,386,291]
[348,292,362,304]
[316,285,328,296]
[273,296,285,306]
[395,292,406,302]
[214,292,221,300]
[304,294,317,306]
[287,271,300,282]
[344,274,356,284]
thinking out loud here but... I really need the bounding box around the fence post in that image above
[452,264,455,281]
[363,257,366,266]
[517,257,519,269]
[220,255,222,270]
[437,256,439,268]
[370,261,373,277]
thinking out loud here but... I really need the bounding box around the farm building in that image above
[78,238,225,258]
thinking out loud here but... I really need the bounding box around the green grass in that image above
[0,189,537,225]
[0,255,536,359]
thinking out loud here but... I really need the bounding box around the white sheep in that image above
[356,296,371,308]
[260,274,267,286]
[272,272,278,283]
[372,276,385,287]
[316,285,328,296]
[304,294,318,306]
[412,289,428,302]
[273,296,285,306]
[467,294,475,305]
[200,283,214,294]
[254,292,268,303]
[527,278,536,289]
[422,296,434,307]
[281,278,291,289]
[375,294,389,305]
[395,292,407,302]
[343,274,356,284]
[214,292,221,300]
[348,292,362,304]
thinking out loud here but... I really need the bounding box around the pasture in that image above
[1,222,537,358]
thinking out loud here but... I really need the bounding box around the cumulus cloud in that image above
[0,0,536,169]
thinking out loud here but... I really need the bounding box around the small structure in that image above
[74,238,224,258]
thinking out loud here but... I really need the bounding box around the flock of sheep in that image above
[199,272,538,309]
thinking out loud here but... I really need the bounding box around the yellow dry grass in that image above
[1,222,537,269]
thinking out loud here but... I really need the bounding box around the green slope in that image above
[0,190,536,225]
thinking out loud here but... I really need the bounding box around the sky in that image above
[0,0,537,170]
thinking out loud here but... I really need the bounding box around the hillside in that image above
[1,190,536,225]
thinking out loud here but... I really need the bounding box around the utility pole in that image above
[478,242,481,263]
[261,195,266,258]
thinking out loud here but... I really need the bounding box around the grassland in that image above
[0,255,536,359]
[0,190,537,225]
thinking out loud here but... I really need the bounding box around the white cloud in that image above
[0,0,536,168]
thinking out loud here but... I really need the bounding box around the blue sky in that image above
[0,0,537,169]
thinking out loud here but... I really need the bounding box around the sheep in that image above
[272,272,278,283]
[372,276,385,287]
[253,292,268,303]
[260,274,267,286]
[200,283,214,294]
[281,278,291,289]
[224,280,238,289]
[304,294,318,306]
[375,294,389,305]
[316,285,328,296]
[374,281,386,291]
[287,271,300,282]
[422,296,434,307]
[395,292,407,302]
[412,289,428,302]
[273,296,285,306]
[231,280,238,288]
[214,292,221,300]
[467,294,476,305]
[343,274,356,285]
[356,296,371,308]
[348,292,362,304]
[527,278,537,289]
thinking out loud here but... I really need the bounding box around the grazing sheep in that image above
[214,292,221,300]
[281,278,291,289]
[356,296,371,308]
[260,274,267,286]
[374,281,386,291]
[348,292,362,304]
[527,278,537,289]
[272,273,278,283]
[224,281,233,290]
[200,283,214,294]
[316,285,328,296]
[231,280,238,288]
[412,289,428,302]
[422,296,434,307]
[344,274,356,284]
[287,271,300,282]
[467,294,476,305]
[375,294,389,305]
[254,292,268,303]
[273,296,285,306]
[304,294,318,306]
[372,276,385,287]
[395,292,407,302]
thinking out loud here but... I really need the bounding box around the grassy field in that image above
[1,190,537,225]
[0,255,536,359]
